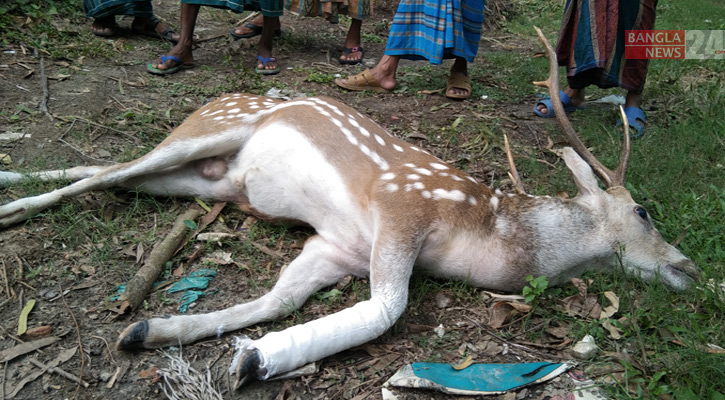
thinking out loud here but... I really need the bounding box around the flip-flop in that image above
[616,106,646,138]
[338,46,364,65]
[255,55,280,75]
[335,69,390,93]
[132,17,179,43]
[147,55,194,75]
[533,91,585,118]
[445,71,471,100]
[231,23,282,40]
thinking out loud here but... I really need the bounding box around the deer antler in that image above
[532,26,631,188]
[503,134,526,195]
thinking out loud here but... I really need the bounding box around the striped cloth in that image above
[556,0,657,92]
[384,0,485,64]
[183,0,284,17]
[285,0,372,21]
[84,0,153,18]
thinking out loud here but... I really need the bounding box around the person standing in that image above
[335,0,484,100]
[533,0,657,138]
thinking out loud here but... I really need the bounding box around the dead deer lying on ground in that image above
[0,29,698,387]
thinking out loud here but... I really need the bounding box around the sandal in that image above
[339,46,364,65]
[533,91,585,118]
[231,23,282,40]
[147,55,194,75]
[132,17,179,43]
[335,69,390,93]
[255,55,280,75]
[446,71,471,100]
[91,16,118,37]
[616,106,646,138]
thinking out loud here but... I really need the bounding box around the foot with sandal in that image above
[91,15,179,42]
[335,55,472,100]
[534,88,646,138]
[231,14,282,39]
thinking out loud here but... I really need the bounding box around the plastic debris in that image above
[167,269,217,293]
[571,335,598,359]
[178,289,217,313]
[384,361,574,396]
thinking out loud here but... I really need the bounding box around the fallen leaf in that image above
[451,355,474,370]
[21,325,52,339]
[599,291,620,319]
[17,299,35,336]
[602,319,622,339]
[138,366,159,379]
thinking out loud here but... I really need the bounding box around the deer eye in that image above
[634,206,648,220]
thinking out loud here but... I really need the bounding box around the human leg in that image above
[339,18,364,64]
[255,15,280,74]
[147,3,197,74]
[335,55,399,92]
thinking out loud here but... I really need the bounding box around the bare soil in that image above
[0,1,601,399]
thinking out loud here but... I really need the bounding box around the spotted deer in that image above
[0,29,698,388]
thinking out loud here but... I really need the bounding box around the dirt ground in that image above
[0,1,614,399]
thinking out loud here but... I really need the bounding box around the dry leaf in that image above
[17,299,35,336]
[599,291,620,319]
[601,319,622,339]
[451,355,474,370]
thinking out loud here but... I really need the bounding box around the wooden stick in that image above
[26,358,90,388]
[116,206,204,314]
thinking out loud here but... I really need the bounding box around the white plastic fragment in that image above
[571,335,598,359]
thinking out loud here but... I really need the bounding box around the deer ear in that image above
[562,147,602,197]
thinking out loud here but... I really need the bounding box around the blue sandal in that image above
[533,91,585,118]
[147,55,193,75]
[616,106,646,138]
[255,55,280,75]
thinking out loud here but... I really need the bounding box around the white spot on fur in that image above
[430,163,448,170]
[451,175,464,182]
[213,116,224,121]
[468,195,478,206]
[414,168,433,176]
[421,190,432,199]
[227,108,241,114]
[226,102,237,107]
[393,144,404,152]
[385,183,398,192]
[432,189,466,202]
[490,196,499,210]
[404,163,416,168]
[466,176,477,183]
[495,189,503,196]
[410,146,420,152]
[374,134,386,146]
[406,174,421,180]
[381,173,396,180]
[413,182,425,190]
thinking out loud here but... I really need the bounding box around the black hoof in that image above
[116,321,149,351]
[233,349,261,390]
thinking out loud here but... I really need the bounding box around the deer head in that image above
[531,27,700,290]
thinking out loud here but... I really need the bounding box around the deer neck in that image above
[419,192,616,290]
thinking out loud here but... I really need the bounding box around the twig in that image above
[36,51,52,122]
[58,279,84,398]
[464,315,569,360]
[26,358,90,388]
[116,206,204,314]
[57,138,110,164]
[1,259,10,299]
[503,134,525,195]
[90,335,116,364]
[57,115,137,142]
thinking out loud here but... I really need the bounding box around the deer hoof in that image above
[116,321,149,351]
[232,349,261,390]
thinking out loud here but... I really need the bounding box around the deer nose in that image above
[669,259,701,282]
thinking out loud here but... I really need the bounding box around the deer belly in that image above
[231,125,363,227]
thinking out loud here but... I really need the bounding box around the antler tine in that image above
[504,134,526,195]
[613,105,631,187]
[532,26,617,188]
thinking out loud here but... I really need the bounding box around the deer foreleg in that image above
[232,232,419,384]
[117,235,359,350]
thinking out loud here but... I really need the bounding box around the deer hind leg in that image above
[116,235,361,350]
[231,231,419,386]
[0,166,105,187]
[0,139,242,228]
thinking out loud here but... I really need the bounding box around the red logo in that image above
[625,30,685,59]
